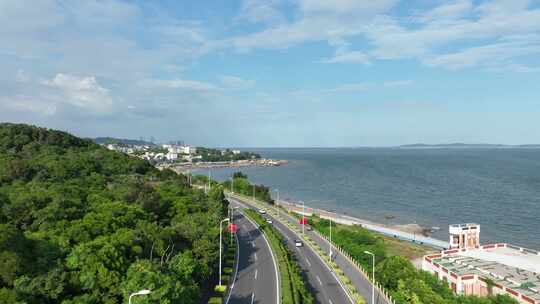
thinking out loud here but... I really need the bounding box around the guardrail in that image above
[228,192,397,304]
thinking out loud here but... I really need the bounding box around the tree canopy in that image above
[0,123,228,303]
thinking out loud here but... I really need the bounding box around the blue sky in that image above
[1,0,539,147]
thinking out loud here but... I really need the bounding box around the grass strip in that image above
[244,209,313,304]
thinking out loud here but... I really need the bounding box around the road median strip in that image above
[230,193,366,304]
[243,209,313,304]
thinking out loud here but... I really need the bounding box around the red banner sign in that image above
[228,223,238,233]
[299,217,308,225]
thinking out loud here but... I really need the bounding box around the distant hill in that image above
[92,136,155,146]
[398,143,540,149]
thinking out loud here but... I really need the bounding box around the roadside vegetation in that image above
[0,123,228,304]
[243,209,313,304]
[195,148,261,162]
[222,172,274,204]
[308,217,517,304]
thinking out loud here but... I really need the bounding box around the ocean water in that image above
[198,148,540,250]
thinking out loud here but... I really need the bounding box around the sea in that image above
[196,148,540,250]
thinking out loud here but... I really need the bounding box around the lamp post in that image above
[274,189,279,203]
[207,170,211,193]
[300,201,305,235]
[219,218,230,286]
[364,251,375,304]
[252,184,255,201]
[231,175,234,194]
[129,289,151,304]
[329,212,333,259]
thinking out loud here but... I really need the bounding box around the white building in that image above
[423,224,540,304]
[166,152,178,161]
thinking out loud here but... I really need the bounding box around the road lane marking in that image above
[316,275,322,286]
[251,293,255,304]
[254,269,258,280]
[252,241,256,248]
[242,211,280,304]
[329,299,333,304]
[305,258,311,267]
[254,253,258,261]
[225,231,240,304]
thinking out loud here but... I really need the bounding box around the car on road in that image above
[306,226,313,231]
[294,239,303,247]
[258,209,266,214]
[266,219,273,224]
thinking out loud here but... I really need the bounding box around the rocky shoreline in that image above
[162,158,289,173]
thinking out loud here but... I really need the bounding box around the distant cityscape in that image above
[95,138,287,170]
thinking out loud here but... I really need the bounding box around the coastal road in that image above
[226,211,279,304]
[229,194,393,304]
[229,197,354,304]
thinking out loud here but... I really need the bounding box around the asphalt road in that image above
[226,210,279,304]
[229,195,392,304]
[229,197,354,304]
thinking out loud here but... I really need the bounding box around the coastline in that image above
[161,158,289,173]
[274,198,450,250]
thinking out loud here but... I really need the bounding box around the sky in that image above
[1,0,540,147]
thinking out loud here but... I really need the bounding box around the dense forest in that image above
[0,123,228,303]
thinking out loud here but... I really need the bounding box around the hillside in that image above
[0,123,227,303]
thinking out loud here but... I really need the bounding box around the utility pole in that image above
[301,201,305,235]
[329,212,333,258]
[219,218,230,286]
[364,251,375,304]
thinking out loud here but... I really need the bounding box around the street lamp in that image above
[219,218,230,286]
[364,251,375,304]
[274,189,279,203]
[300,201,305,235]
[129,289,151,304]
[329,211,333,259]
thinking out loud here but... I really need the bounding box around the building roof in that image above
[432,245,540,302]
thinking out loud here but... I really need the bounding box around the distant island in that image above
[397,143,540,149]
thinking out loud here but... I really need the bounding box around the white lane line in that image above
[252,241,256,248]
[305,258,311,267]
[254,252,258,261]
[316,275,323,286]
[242,212,280,304]
[254,268,258,280]
[329,299,333,304]
[251,293,255,304]
[225,230,241,304]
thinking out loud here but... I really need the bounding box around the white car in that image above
[294,239,303,247]
[266,219,273,224]
[258,209,266,214]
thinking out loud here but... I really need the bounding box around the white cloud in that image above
[43,74,114,113]
[140,78,217,92]
[300,0,398,16]
[322,51,371,64]
[424,38,540,70]
[383,80,414,87]
[326,82,373,93]
[219,75,256,89]
[231,0,399,51]
[1,96,57,116]
[414,0,473,23]
[366,0,540,68]
[237,0,285,25]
